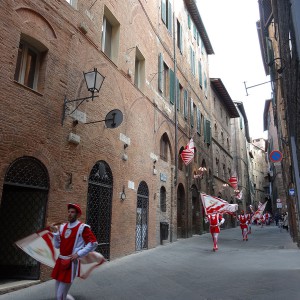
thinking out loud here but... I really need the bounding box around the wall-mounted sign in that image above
[289,188,295,196]
[269,150,283,163]
[160,173,167,182]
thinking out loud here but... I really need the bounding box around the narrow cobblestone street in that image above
[0,225,299,300]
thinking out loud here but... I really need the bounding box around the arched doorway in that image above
[177,183,186,238]
[136,181,149,251]
[0,157,49,279]
[191,185,201,235]
[87,161,113,260]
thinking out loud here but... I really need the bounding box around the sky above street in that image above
[197,0,271,139]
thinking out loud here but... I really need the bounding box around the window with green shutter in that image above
[190,99,194,128]
[204,73,207,97]
[188,13,191,29]
[161,0,167,24]
[177,20,183,53]
[184,90,188,120]
[205,119,211,144]
[161,0,172,34]
[177,80,182,111]
[198,60,202,87]
[169,69,175,104]
[197,107,201,134]
[193,23,197,39]
[158,53,163,92]
[197,32,200,46]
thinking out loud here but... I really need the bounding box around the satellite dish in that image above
[105,109,123,128]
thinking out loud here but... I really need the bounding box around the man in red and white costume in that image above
[50,203,98,300]
[206,213,225,251]
[238,210,249,241]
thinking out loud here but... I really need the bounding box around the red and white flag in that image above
[229,176,238,190]
[15,229,106,279]
[180,139,195,166]
[251,201,267,223]
[201,193,238,215]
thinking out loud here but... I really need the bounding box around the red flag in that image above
[180,139,195,166]
[251,201,267,223]
[201,193,238,215]
[229,176,238,189]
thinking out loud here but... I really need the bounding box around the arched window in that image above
[160,186,166,212]
[160,133,170,162]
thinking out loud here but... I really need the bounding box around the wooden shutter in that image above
[169,69,175,104]
[161,0,167,24]
[184,90,188,119]
[198,61,202,87]
[179,22,183,53]
[176,79,180,111]
[197,108,201,134]
[158,53,163,92]
[168,1,172,34]
[190,98,194,128]
[206,119,211,144]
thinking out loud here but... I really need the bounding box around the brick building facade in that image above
[0,0,231,281]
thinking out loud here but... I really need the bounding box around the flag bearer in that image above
[238,210,249,241]
[206,213,225,251]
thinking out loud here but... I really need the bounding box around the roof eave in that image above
[184,0,214,55]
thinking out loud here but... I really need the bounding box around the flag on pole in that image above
[251,201,267,223]
[15,229,106,279]
[180,139,195,166]
[201,193,238,215]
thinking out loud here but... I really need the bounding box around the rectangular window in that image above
[163,62,170,99]
[177,82,183,112]
[204,119,211,144]
[204,72,207,97]
[177,20,183,53]
[101,7,120,63]
[65,0,77,7]
[193,23,197,40]
[190,47,195,75]
[190,99,194,128]
[198,60,202,87]
[158,53,164,92]
[184,90,188,120]
[197,107,201,134]
[14,41,40,90]
[161,0,172,34]
[188,13,191,29]
[134,47,145,91]
[169,69,175,104]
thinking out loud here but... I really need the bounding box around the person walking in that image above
[49,203,99,300]
[238,210,249,241]
[283,212,289,231]
[206,213,225,252]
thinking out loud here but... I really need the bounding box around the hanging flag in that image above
[236,190,243,200]
[180,138,195,166]
[229,176,238,189]
[15,229,106,279]
[201,193,238,215]
[251,201,267,223]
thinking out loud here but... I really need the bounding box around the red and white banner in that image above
[251,201,267,223]
[235,190,243,200]
[180,139,195,166]
[229,176,238,189]
[15,229,106,279]
[201,193,238,215]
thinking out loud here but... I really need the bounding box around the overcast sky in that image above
[197,0,271,139]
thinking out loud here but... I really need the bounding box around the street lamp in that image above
[62,68,105,125]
